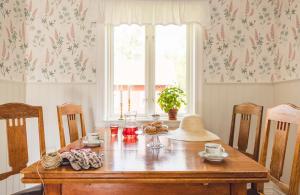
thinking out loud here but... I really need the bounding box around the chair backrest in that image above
[229,103,263,161]
[259,104,300,195]
[57,103,86,147]
[0,103,46,181]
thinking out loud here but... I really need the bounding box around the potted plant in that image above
[157,86,187,120]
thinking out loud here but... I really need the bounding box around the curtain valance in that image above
[87,0,211,26]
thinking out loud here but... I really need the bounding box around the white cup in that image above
[205,143,225,155]
[87,133,99,142]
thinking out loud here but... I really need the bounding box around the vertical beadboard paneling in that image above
[203,83,274,141]
[0,80,26,195]
[25,83,97,151]
[274,80,300,106]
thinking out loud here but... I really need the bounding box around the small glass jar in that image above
[110,123,119,136]
[123,111,138,138]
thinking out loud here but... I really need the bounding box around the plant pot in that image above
[168,109,178,120]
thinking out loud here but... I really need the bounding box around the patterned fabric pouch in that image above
[61,149,104,171]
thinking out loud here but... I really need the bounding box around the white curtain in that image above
[87,0,211,26]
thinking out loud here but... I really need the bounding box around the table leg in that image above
[44,184,61,195]
[231,183,247,195]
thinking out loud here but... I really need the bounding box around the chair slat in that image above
[6,119,28,172]
[67,114,79,143]
[270,122,290,179]
[238,114,252,152]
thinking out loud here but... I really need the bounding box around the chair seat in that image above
[12,185,43,195]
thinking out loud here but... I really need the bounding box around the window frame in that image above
[105,24,196,120]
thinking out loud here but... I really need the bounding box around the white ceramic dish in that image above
[198,151,229,162]
[82,139,103,147]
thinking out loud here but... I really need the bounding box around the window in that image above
[155,25,187,114]
[112,25,146,115]
[106,24,194,119]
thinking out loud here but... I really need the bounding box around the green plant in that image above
[157,86,186,113]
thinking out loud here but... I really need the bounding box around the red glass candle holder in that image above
[110,124,119,136]
[122,126,138,137]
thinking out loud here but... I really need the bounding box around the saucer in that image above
[198,151,229,162]
[83,139,103,147]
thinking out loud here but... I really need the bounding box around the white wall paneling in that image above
[25,82,97,150]
[202,83,275,141]
[0,80,26,104]
[274,80,300,106]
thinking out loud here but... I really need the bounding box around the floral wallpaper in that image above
[274,0,300,81]
[204,0,300,83]
[25,0,96,82]
[0,0,27,81]
[0,0,299,83]
[0,0,96,82]
[204,0,276,82]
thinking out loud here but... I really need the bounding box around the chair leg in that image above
[257,183,264,193]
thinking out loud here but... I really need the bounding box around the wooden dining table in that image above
[21,129,269,195]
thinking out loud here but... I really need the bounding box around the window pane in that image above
[155,25,187,114]
[113,25,145,115]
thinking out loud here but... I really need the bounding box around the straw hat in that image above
[167,115,220,142]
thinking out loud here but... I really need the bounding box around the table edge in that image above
[22,177,269,184]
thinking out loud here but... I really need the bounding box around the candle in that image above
[128,85,131,112]
[119,85,124,120]
[120,86,123,103]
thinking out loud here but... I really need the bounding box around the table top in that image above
[21,129,268,184]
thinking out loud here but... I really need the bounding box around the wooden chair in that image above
[250,104,300,195]
[0,103,46,195]
[229,103,263,161]
[57,103,86,147]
